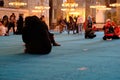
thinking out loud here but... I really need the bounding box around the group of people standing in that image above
[0,13,24,36]
[57,15,84,34]
[57,15,97,39]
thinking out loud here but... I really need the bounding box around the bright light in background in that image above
[63,0,67,3]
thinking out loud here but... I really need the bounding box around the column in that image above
[4,0,9,7]
[85,0,91,19]
[49,0,53,28]
[96,10,105,23]
[117,0,120,25]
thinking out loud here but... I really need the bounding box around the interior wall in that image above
[0,8,29,20]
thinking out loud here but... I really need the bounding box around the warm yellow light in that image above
[44,6,50,9]
[61,8,67,11]
[98,8,111,10]
[61,8,75,11]
[110,3,120,7]
[62,2,78,8]
[90,5,111,10]
[61,0,78,12]
[90,5,106,8]
[69,12,79,15]
[90,1,111,10]
[33,5,50,13]
[9,1,27,7]
[32,10,44,12]
[35,6,50,10]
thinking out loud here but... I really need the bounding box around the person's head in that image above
[87,16,92,23]
[88,16,92,20]
[25,16,32,27]
[105,19,111,26]
[25,15,41,28]
[12,13,15,15]
[19,14,23,17]
[2,15,8,20]
[106,19,111,22]
[40,15,45,21]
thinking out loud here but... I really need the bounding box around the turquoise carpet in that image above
[0,32,120,80]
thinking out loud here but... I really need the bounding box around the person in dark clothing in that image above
[85,27,96,39]
[6,13,16,35]
[87,16,93,28]
[22,16,52,54]
[40,15,61,46]
[84,16,96,39]
[15,14,24,34]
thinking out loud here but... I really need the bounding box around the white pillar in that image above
[96,10,105,23]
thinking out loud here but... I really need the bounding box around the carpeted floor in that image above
[0,31,120,80]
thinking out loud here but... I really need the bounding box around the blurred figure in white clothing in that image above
[0,21,6,36]
[76,15,84,34]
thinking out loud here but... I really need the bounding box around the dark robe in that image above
[22,16,52,54]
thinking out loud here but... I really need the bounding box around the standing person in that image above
[2,15,9,28]
[68,16,75,34]
[76,15,83,34]
[63,18,69,31]
[57,16,65,33]
[1,15,9,35]
[15,14,24,34]
[22,16,52,54]
[40,15,61,46]
[6,13,16,35]
[0,21,6,36]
